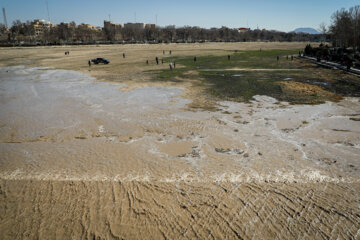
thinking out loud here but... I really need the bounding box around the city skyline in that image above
[2,0,359,31]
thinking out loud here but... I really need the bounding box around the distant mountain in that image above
[292,28,320,34]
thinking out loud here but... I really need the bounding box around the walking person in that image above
[228,55,230,61]
[169,50,172,55]
[173,62,176,69]
[146,60,149,64]
[277,56,279,62]
[169,63,173,70]
[156,57,159,65]
[194,56,197,63]
[88,60,91,67]
[161,59,164,64]
[346,58,352,71]
[123,53,125,58]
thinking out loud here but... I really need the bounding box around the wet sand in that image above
[0,44,360,239]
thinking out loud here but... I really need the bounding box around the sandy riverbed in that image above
[0,43,360,239]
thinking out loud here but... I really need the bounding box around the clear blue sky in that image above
[1,0,358,31]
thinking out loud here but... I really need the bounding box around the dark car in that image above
[91,58,110,64]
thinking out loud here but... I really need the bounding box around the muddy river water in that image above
[0,66,359,239]
[1,66,359,182]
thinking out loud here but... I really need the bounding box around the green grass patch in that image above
[198,71,283,101]
[159,49,300,70]
[150,49,360,106]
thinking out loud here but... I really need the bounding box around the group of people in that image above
[277,55,294,61]
[286,55,294,60]
[147,57,165,65]
[169,62,176,70]
[84,49,208,71]
[146,51,173,67]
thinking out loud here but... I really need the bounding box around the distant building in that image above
[145,24,156,30]
[104,21,122,31]
[238,27,250,33]
[103,21,122,41]
[57,22,76,29]
[78,24,101,31]
[31,19,54,36]
[124,23,146,30]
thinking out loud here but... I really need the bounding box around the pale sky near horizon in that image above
[1,0,359,32]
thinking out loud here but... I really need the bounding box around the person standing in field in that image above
[123,53,125,58]
[346,58,352,71]
[228,55,230,60]
[194,56,197,62]
[156,57,159,65]
[277,56,279,62]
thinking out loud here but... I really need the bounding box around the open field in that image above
[0,43,360,239]
[1,42,359,109]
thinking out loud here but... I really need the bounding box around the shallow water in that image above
[0,66,189,141]
[0,66,359,183]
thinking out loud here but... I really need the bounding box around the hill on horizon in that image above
[292,28,320,34]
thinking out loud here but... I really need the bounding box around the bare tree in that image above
[349,5,360,49]
[330,5,360,48]
[318,22,327,34]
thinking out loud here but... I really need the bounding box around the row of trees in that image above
[0,20,325,45]
[329,5,360,48]
[1,5,359,46]
[0,21,104,44]
[119,26,324,43]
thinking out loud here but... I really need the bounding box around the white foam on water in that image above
[0,170,357,183]
[98,125,105,133]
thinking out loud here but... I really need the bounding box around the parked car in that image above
[91,58,110,64]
